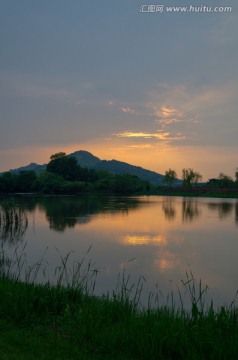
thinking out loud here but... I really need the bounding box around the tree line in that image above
[0,152,237,195]
[0,152,152,195]
[163,168,238,189]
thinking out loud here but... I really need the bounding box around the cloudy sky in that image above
[0,0,237,180]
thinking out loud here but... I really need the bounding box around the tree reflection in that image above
[0,195,144,234]
[182,199,200,222]
[162,198,176,221]
[38,195,142,232]
[235,202,238,224]
[207,202,233,219]
[0,199,28,244]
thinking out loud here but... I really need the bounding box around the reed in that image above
[1,199,238,358]
[1,244,238,359]
[0,198,28,243]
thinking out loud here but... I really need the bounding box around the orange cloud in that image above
[125,144,153,149]
[114,131,185,141]
[147,102,197,126]
[161,106,176,116]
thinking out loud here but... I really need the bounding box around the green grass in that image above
[1,264,238,359]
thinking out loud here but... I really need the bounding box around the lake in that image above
[1,195,238,309]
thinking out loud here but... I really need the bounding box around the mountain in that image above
[70,151,165,185]
[4,150,165,185]
[9,162,46,174]
[68,151,101,168]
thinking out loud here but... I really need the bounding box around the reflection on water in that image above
[154,249,180,271]
[0,199,28,243]
[208,202,234,219]
[0,195,238,308]
[162,198,176,221]
[122,234,167,246]
[1,195,236,235]
[182,199,200,222]
[39,196,142,232]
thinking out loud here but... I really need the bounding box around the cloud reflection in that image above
[154,250,180,271]
[121,234,167,246]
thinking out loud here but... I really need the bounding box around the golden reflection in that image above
[154,250,180,271]
[121,234,167,246]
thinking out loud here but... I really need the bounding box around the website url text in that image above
[139,5,232,13]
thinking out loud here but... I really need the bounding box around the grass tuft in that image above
[1,246,238,359]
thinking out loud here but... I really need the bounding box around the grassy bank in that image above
[1,272,238,360]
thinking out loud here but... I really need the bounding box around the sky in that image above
[0,0,237,181]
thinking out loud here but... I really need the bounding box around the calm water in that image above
[1,195,238,308]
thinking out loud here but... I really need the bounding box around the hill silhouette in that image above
[7,150,165,185]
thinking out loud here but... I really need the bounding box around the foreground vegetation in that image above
[1,245,238,359]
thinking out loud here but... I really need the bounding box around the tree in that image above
[50,152,66,161]
[0,172,17,193]
[217,173,234,188]
[46,154,82,181]
[34,172,65,194]
[235,168,238,183]
[16,171,37,192]
[112,174,142,194]
[207,173,234,188]
[182,168,202,187]
[163,169,177,186]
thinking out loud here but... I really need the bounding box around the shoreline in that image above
[1,187,238,199]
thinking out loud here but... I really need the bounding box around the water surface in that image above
[1,195,238,308]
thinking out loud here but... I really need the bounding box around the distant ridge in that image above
[4,150,165,185]
[68,151,165,185]
[9,162,46,174]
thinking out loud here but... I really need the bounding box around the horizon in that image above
[1,147,236,182]
[0,1,237,182]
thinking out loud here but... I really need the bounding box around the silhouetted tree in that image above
[217,173,234,188]
[46,155,82,181]
[182,168,202,187]
[235,168,238,183]
[16,171,37,192]
[50,152,66,161]
[163,169,177,186]
[0,172,17,193]
[112,174,144,194]
[34,172,65,194]
[207,173,235,188]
